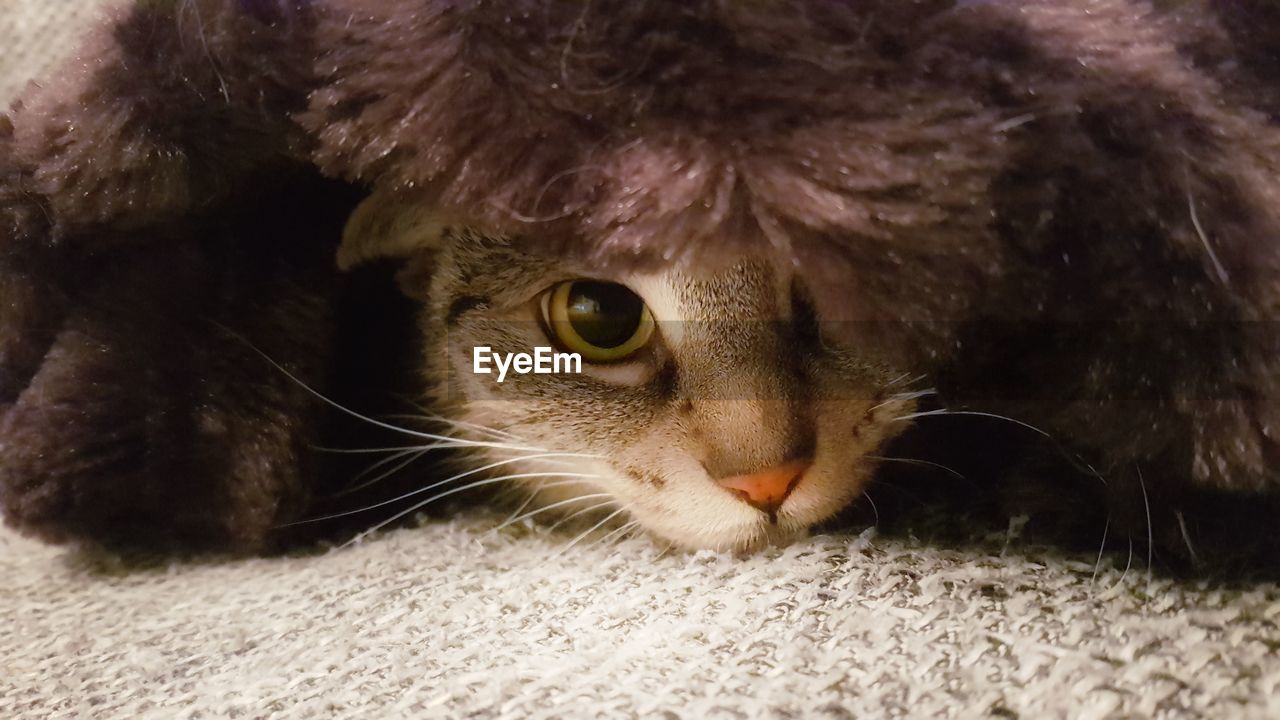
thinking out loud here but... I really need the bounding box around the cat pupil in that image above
[566,281,645,348]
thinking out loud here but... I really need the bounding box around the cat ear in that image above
[337,187,456,270]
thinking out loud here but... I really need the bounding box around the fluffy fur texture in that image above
[3,0,1280,564]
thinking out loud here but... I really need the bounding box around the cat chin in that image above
[634,476,868,552]
[645,518,812,554]
[624,500,819,553]
[503,451,867,552]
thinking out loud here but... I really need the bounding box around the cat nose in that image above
[715,461,810,515]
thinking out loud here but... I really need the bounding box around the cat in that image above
[333,186,1280,570]
[328,189,915,552]
[419,232,919,552]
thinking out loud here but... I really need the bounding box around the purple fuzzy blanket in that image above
[3,0,1280,565]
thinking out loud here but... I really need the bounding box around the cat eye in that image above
[540,280,655,362]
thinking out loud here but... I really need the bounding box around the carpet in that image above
[5,511,1280,718]
[3,3,1280,719]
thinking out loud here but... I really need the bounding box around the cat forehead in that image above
[652,261,787,322]
[443,229,789,317]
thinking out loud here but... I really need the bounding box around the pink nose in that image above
[715,461,810,514]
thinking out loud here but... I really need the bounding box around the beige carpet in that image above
[6,511,1280,719]
[4,3,1280,718]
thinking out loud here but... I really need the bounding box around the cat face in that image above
[413,230,917,551]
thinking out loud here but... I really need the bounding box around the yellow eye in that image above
[540,280,655,362]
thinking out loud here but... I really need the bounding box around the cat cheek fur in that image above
[443,379,919,552]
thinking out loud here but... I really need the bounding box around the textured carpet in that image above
[6,512,1280,719]
[4,3,1280,719]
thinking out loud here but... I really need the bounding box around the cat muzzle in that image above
[715,461,810,518]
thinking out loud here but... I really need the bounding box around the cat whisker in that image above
[284,460,601,527]
[868,388,937,413]
[865,455,967,481]
[891,408,1053,439]
[524,478,602,490]
[331,448,430,498]
[587,520,644,551]
[614,520,644,542]
[861,491,880,527]
[554,507,632,557]
[890,404,1112,489]
[338,449,596,499]
[315,441,594,500]
[494,478,597,526]
[992,112,1039,134]
[1074,457,1109,488]
[1175,511,1199,566]
[1111,535,1136,592]
[654,539,679,560]
[380,412,526,443]
[499,480,574,525]
[1092,515,1111,585]
[506,458,586,469]
[546,499,621,533]
[312,445,449,454]
[475,447,607,461]
[500,488,539,527]
[220,327,553,453]
[400,398,530,441]
[1187,181,1231,287]
[343,471,604,546]
[885,372,912,388]
[491,492,616,533]
[885,372,928,389]
[1136,464,1153,583]
[313,439,558,457]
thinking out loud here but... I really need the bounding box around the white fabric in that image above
[4,514,1280,718]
